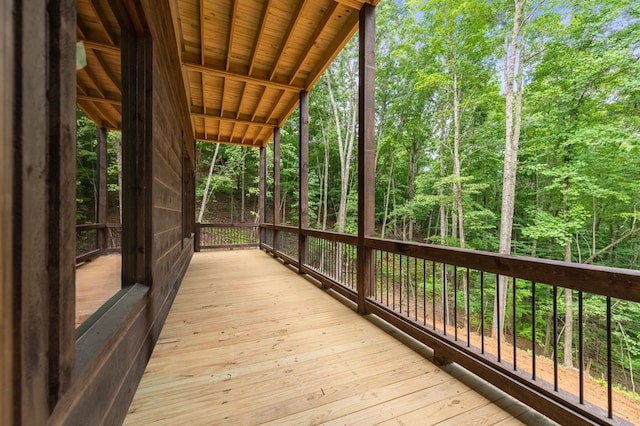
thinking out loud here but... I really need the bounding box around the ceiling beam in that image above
[87,0,118,46]
[77,94,121,105]
[190,110,276,128]
[80,39,120,55]
[248,0,272,76]
[304,10,359,91]
[226,0,239,71]
[183,62,302,92]
[194,134,262,148]
[288,2,339,85]
[268,0,306,81]
[200,0,205,65]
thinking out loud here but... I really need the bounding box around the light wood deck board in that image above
[75,254,121,327]
[124,250,539,425]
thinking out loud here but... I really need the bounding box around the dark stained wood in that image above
[302,228,358,246]
[47,0,77,407]
[120,22,153,287]
[357,3,376,315]
[273,126,281,225]
[97,127,108,251]
[1,1,14,424]
[298,90,309,269]
[258,146,266,248]
[367,237,640,302]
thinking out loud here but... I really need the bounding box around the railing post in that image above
[357,3,376,315]
[194,222,201,252]
[273,127,281,256]
[298,91,309,272]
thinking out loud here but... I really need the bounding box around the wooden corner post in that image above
[357,3,376,314]
[258,145,266,249]
[97,127,108,252]
[273,127,281,254]
[299,91,309,272]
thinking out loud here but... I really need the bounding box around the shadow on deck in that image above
[123,250,554,425]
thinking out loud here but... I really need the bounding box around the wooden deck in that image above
[124,250,553,425]
[75,254,122,327]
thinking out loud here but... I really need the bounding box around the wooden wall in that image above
[4,0,196,424]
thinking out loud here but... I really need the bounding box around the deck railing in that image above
[259,223,640,425]
[194,223,259,251]
[76,223,121,263]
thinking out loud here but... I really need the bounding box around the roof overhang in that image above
[76,0,379,147]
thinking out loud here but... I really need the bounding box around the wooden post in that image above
[299,91,309,271]
[5,0,77,421]
[258,146,266,249]
[357,3,376,315]
[194,223,201,252]
[1,0,15,422]
[120,28,153,286]
[273,127,281,254]
[97,127,108,252]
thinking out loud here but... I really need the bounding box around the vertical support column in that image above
[258,145,266,249]
[357,3,376,315]
[0,1,14,423]
[97,127,108,252]
[273,127,281,254]
[299,91,309,271]
[119,19,153,286]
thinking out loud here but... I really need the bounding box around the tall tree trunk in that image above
[439,137,448,245]
[564,240,573,368]
[381,158,394,239]
[326,69,356,234]
[494,0,525,338]
[451,70,465,250]
[197,143,220,223]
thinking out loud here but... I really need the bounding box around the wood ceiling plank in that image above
[288,1,338,85]
[248,0,271,76]
[226,0,239,71]
[200,0,205,65]
[268,0,306,81]
[304,7,359,90]
[87,0,118,46]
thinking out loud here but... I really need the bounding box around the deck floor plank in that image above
[124,250,540,425]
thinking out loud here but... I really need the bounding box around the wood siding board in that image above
[19,0,50,422]
[1,0,14,423]
[47,0,79,402]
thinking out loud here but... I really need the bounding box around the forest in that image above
[75,0,640,409]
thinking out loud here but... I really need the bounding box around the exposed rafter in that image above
[190,110,276,128]
[183,62,302,92]
[268,1,306,81]
[248,0,272,77]
[288,2,339,85]
[226,0,238,71]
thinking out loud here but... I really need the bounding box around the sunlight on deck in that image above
[124,250,550,425]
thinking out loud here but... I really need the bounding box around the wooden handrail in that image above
[366,236,640,302]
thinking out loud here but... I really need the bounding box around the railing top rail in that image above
[197,223,258,228]
[367,236,640,302]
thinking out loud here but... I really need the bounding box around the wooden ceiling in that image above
[76,0,379,147]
